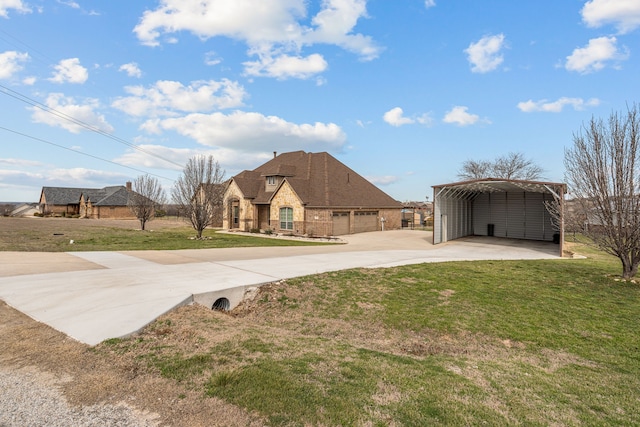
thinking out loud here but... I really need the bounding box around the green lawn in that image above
[101,241,640,426]
[0,219,333,251]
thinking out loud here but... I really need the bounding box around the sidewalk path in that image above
[0,231,561,345]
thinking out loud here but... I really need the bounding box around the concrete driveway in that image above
[0,230,561,345]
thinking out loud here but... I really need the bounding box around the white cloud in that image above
[141,110,347,153]
[424,0,436,9]
[48,58,88,84]
[47,167,127,184]
[383,107,433,127]
[119,62,142,78]
[115,145,270,172]
[565,36,629,73]
[22,76,36,85]
[465,34,506,73]
[0,157,43,167]
[0,50,29,79]
[416,113,434,126]
[112,79,247,117]
[30,93,114,134]
[366,175,399,186]
[304,0,379,60]
[383,107,414,127]
[443,106,487,126]
[133,0,379,79]
[58,0,80,9]
[517,97,601,113]
[244,53,328,79]
[582,0,640,34]
[0,0,31,17]
[205,51,222,66]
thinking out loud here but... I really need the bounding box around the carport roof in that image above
[432,178,566,198]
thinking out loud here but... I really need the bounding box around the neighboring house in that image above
[39,183,136,219]
[194,183,226,228]
[223,151,403,236]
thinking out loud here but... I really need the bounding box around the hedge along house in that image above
[432,179,566,256]
[223,151,403,236]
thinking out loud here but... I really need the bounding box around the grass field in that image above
[97,240,640,426]
[0,217,332,251]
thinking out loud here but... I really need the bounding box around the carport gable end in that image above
[431,178,566,256]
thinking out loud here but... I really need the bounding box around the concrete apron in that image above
[0,237,561,346]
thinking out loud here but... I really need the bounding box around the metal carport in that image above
[432,179,566,256]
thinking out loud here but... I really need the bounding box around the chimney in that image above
[126,181,132,191]
[273,151,277,159]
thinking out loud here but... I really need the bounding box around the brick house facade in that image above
[222,151,403,236]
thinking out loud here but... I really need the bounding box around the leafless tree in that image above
[171,155,226,239]
[457,159,492,180]
[565,104,640,279]
[543,197,586,242]
[128,175,167,230]
[458,152,543,180]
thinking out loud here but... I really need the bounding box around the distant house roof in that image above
[231,151,402,209]
[41,185,131,206]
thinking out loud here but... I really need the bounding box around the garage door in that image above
[332,212,350,235]
[354,211,378,233]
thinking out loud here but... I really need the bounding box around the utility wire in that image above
[0,126,174,182]
[0,83,185,169]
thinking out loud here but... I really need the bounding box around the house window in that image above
[279,207,293,230]
[267,176,276,185]
[233,206,239,226]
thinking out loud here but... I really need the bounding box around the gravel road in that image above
[0,367,160,427]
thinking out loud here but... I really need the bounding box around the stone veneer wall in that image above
[222,181,256,231]
[270,181,305,234]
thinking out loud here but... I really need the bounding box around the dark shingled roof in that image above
[232,151,402,209]
[41,185,131,206]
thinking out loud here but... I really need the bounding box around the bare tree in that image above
[457,159,492,180]
[565,104,640,279]
[493,152,544,180]
[128,175,167,230]
[458,152,543,180]
[172,155,226,239]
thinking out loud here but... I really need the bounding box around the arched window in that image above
[279,207,293,230]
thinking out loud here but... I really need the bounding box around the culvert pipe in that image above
[212,297,230,311]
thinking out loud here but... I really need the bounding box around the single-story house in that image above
[223,151,403,236]
[432,178,566,256]
[39,182,137,219]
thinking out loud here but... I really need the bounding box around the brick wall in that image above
[379,208,402,230]
[86,206,136,219]
[304,208,332,236]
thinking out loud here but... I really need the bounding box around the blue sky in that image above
[0,0,638,203]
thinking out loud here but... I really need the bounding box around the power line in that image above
[0,125,174,182]
[0,83,185,169]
